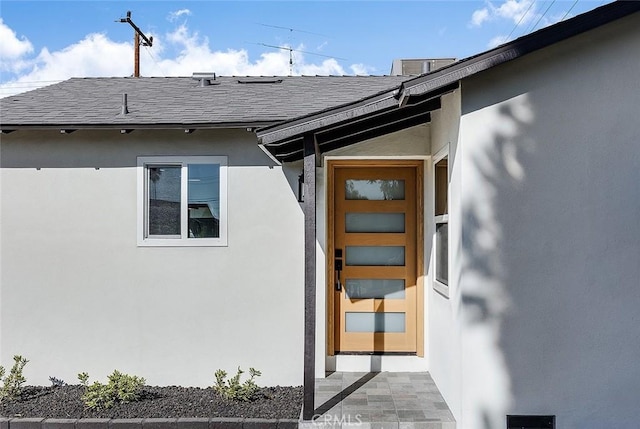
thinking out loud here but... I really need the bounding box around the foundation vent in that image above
[507,415,555,429]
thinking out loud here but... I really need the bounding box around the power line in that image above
[0,81,64,94]
[142,44,167,77]
[256,23,329,38]
[560,0,580,21]
[0,79,63,87]
[507,0,537,40]
[254,42,346,61]
[254,22,347,75]
[252,42,347,76]
[528,0,557,33]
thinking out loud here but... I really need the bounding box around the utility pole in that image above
[118,11,153,77]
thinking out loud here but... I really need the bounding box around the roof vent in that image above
[121,93,129,115]
[192,72,219,87]
[237,78,283,84]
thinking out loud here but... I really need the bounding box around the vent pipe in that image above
[121,93,129,115]
[192,72,219,86]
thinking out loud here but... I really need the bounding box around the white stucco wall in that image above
[0,129,304,387]
[427,89,463,419]
[455,12,640,429]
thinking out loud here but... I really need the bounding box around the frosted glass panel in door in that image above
[345,213,405,233]
[346,246,405,266]
[345,180,405,200]
[345,279,405,299]
[345,312,405,332]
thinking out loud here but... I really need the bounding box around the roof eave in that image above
[0,121,279,132]
[256,90,400,146]
[400,0,640,98]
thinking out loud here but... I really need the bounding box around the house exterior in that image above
[2,2,640,428]
[0,75,409,389]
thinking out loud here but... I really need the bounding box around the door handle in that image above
[335,259,342,291]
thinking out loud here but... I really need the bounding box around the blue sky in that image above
[0,1,612,97]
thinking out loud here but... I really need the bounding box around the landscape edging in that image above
[0,418,299,429]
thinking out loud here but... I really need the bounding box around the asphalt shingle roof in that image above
[0,76,410,128]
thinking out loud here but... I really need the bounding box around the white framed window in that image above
[137,156,228,246]
[433,147,449,297]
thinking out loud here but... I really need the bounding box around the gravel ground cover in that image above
[0,385,302,419]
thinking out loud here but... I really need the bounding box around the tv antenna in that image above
[257,23,330,38]
[255,23,344,76]
[117,11,153,77]
[253,42,347,76]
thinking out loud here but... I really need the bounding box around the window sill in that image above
[433,280,450,299]
[137,238,228,247]
[434,214,449,223]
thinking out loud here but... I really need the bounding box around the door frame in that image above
[326,158,425,356]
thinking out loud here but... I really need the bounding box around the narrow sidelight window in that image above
[435,222,448,284]
[434,156,449,287]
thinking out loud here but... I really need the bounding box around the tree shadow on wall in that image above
[460,64,640,428]
[459,95,537,429]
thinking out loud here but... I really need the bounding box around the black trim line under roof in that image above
[0,121,279,132]
[271,99,439,163]
[257,89,405,145]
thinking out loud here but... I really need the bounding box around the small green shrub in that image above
[49,376,66,387]
[78,370,145,410]
[0,355,29,402]
[214,367,261,401]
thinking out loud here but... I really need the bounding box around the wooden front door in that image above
[330,161,421,353]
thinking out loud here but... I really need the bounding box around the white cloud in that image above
[145,25,296,76]
[34,34,132,79]
[0,21,367,97]
[488,35,510,48]
[494,0,536,25]
[350,63,375,76]
[168,9,191,22]
[470,0,537,28]
[477,1,577,48]
[537,11,570,30]
[0,18,34,68]
[145,30,346,77]
[297,58,345,76]
[141,26,349,77]
[0,33,132,97]
[470,8,490,27]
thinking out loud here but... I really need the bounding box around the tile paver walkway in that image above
[301,372,455,429]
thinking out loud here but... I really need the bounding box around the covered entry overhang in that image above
[256,82,457,163]
[256,78,458,421]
